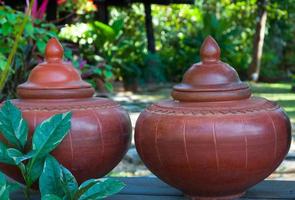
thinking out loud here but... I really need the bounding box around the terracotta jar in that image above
[135,36,291,200]
[0,38,131,184]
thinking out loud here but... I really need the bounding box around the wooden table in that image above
[11,177,295,200]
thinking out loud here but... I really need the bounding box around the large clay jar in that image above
[135,36,291,200]
[0,38,131,184]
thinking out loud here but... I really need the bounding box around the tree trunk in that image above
[144,2,156,53]
[46,0,57,21]
[94,2,109,24]
[247,0,268,82]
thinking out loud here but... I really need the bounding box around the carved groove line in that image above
[245,136,248,169]
[183,120,192,175]
[155,117,164,169]
[267,113,278,161]
[137,117,145,163]
[240,116,248,170]
[212,122,220,171]
[92,110,105,166]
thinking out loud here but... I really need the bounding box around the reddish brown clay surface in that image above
[0,38,131,184]
[135,36,291,200]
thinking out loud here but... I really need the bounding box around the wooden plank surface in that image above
[11,177,295,199]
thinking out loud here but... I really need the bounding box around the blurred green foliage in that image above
[153,2,255,81]
[0,5,58,98]
[59,20,120,91]
[108,6,151,87]
[153,0,294,81]
[103,0,294,84]
[260,0,295,81]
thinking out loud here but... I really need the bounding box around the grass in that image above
[250,83,295,123]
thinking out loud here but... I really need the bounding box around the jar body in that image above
[135,97,291,199]
[0,98,131,184]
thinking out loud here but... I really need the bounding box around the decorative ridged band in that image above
[145,102,280,116]
[15,103,120,112]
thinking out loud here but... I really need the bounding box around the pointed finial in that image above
[45,38,64,63]
[200,36,220,63]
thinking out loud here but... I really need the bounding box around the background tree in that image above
[248,0,268,81]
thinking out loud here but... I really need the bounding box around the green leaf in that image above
[39,156,64,197]
[41,194,63,200]
[0,141,15,165]
[0,101,29,149]
[32,112,71,160]
[93,68,102,76]
[104,82,113,92]
[0,172,9,200]
[0,59,7,71]
[103,70,113,79]
[111,19,124,36]
[64,48,73,60]
[0,53,7,71]
[60,166,78,199]
[7,148,35,165]
[36,40,47,54]
[6,13,16,23]
[7,181,21,193]
[92,21,116,40]
[74,179,100,199]
[0,17,7,24]
[78,178,125,200]
[25,22,34,37]
[0,172,6,185]
[27,157,46,185]
[2,22,13,36]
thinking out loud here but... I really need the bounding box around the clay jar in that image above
[135,36,291,200]
[0,38,131,184]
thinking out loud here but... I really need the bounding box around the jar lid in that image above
[171,36,251,102]
[17,38,95,99]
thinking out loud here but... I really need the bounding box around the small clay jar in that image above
[135,36,291,200]
[0,38,131,184]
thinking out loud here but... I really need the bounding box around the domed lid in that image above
[171,36,251,102]
[17,38,95,99]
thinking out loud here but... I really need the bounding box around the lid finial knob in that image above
[45,38,64,63]
[200,36,220,63]
[17,37,94,99]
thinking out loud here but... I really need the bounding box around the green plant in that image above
[0,101,72,199]
[0,5,59,99]
[57,0,97,17]
[79,62,114,92]
[0,101,124,200]
[0,0,35,93]
[104,1,294,84]
[39,156,124,200]
[260,0,295,81]
[153,2,256,81]
[59,20,120,91]
[142,53,166,84]
[59,4,166,90]
[108,5,160,87]
[0,172,21,199]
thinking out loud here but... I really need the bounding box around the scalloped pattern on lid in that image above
[17,38,94,99]
[171,36,251,102]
